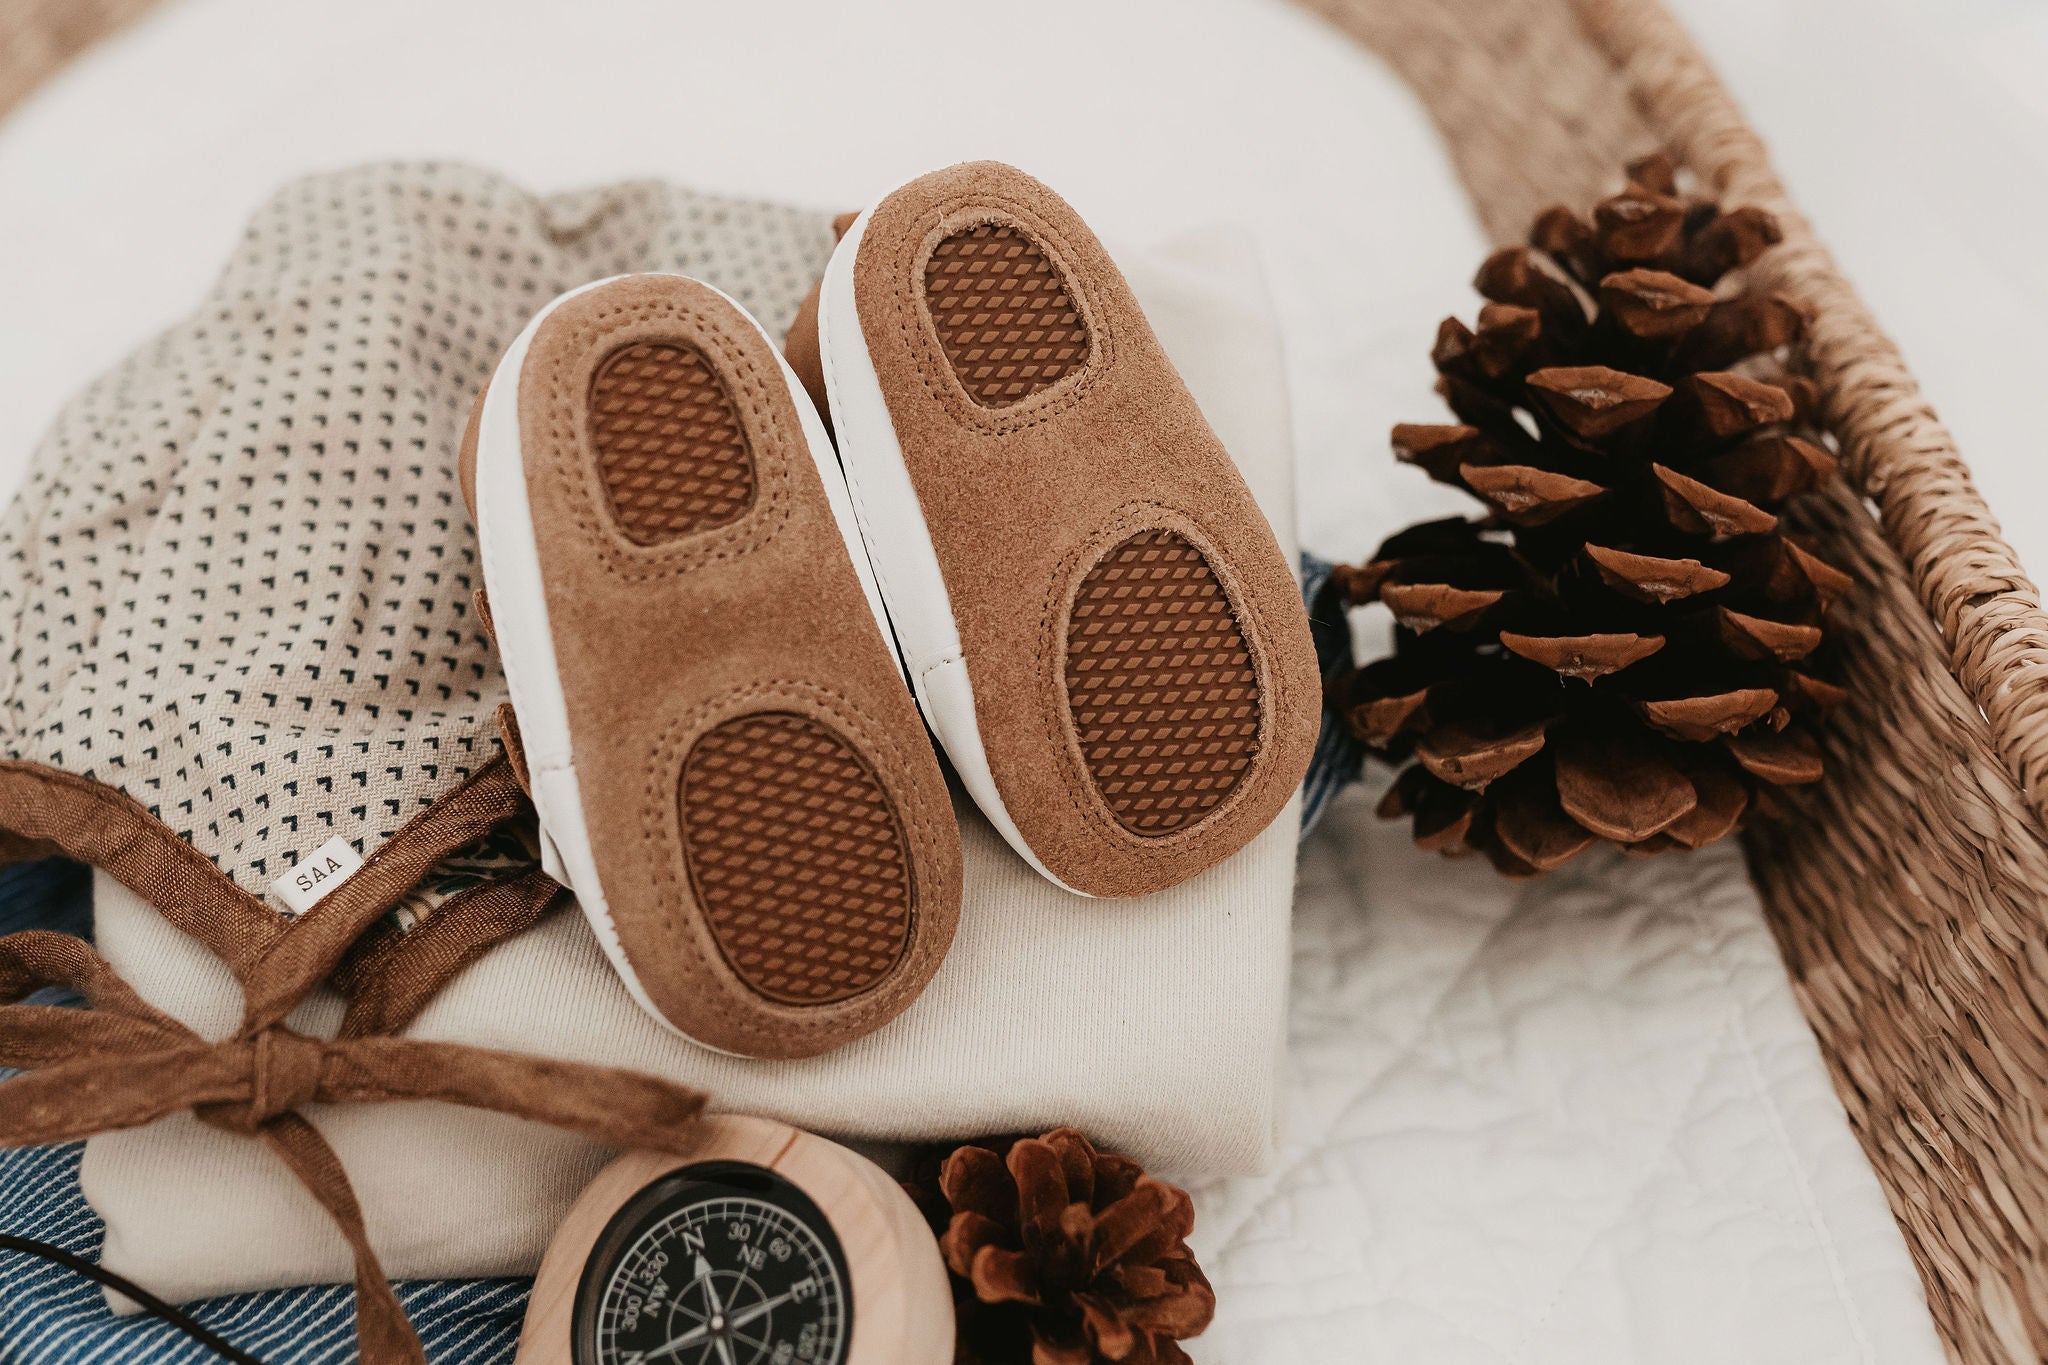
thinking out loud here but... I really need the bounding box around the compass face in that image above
[573,1160,853,1365]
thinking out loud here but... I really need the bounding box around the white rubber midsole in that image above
[817,212,1087,897]
[473,273,903,1047]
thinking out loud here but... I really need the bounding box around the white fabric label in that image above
[269,835,366,915]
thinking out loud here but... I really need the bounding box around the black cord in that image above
[0,1233,266,1365]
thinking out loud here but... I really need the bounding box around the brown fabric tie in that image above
[0,929,709,1364]
[331,866,568,1039]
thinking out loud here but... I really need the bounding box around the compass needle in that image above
[693,1254,723,1316]
[725,1288,798,1333]
[637,1321,713,1362]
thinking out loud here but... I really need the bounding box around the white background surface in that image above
[0,2,2011,1361]
[3,0,2045,575]
[0,0,1480,569]
[1676,0,2048,582]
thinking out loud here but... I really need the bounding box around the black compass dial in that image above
[573,1160,853,1365]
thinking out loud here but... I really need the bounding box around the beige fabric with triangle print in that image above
[0,162,835,889]
[0,162,847,1364]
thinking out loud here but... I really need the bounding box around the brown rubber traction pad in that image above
[1063,529,1263,835]
[922,223,1090,407]
[679,711,913,1004]
[588,340,756,543]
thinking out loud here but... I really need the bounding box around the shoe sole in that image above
[815,162,1319,898]
[465,274,960,1058]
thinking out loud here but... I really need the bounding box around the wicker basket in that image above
[9,1,2046,1361]
[1297,2,2048,1361]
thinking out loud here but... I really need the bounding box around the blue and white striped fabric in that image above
[0,860,530,1364]
[0,1141,530,1365]
[1299,552,1366,834]
[0,561,1364,1364]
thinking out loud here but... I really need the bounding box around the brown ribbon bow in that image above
[0,928,709,1364]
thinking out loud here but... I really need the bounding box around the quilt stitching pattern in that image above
[1669,883,1880,1362]
[1189,784,1941,1363]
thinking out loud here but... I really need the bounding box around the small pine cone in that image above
[1331,153,1851,876]
[905,1128,1215,1365]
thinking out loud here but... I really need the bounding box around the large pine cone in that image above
[905,1128,1215,1365]
[1330,154,1850,876]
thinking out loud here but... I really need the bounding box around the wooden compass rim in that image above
[514,1114,953,1365]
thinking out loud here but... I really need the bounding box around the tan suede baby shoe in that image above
[461,274,962,1059]
[794,162,1320,897]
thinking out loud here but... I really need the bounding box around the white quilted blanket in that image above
[1187,794,1945,1363]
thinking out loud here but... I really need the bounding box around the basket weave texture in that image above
[1300,1,2048,1361]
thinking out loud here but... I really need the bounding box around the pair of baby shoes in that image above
[461,162,1317,1058]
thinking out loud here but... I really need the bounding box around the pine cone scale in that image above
[1073,1297,1136,1359]
[1583,543,1730,603]
[1416,719,1550,789]
[972,1244,1044,1306]
[1526,365,1672,438]
[1380,581,1506,631]
[1683,371,1796,441]
[1652,463,1776,536]
[1392,422,1493,485]
[944,1145,1018,1223]
[1716,607,1822,662]
[1599,268,1715,336]
[1638,688,1779,741]
[1083,1184,1166,1272]
[1463,463,1609,523]
[1729,727,1824,784]
[1554,726,1698,842]
[1493,767,1600,869]
[1593,188,1686,261]
[1664,763,1749,847]
[1010,1138,1073,1235]
[1499,630,1664,679]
